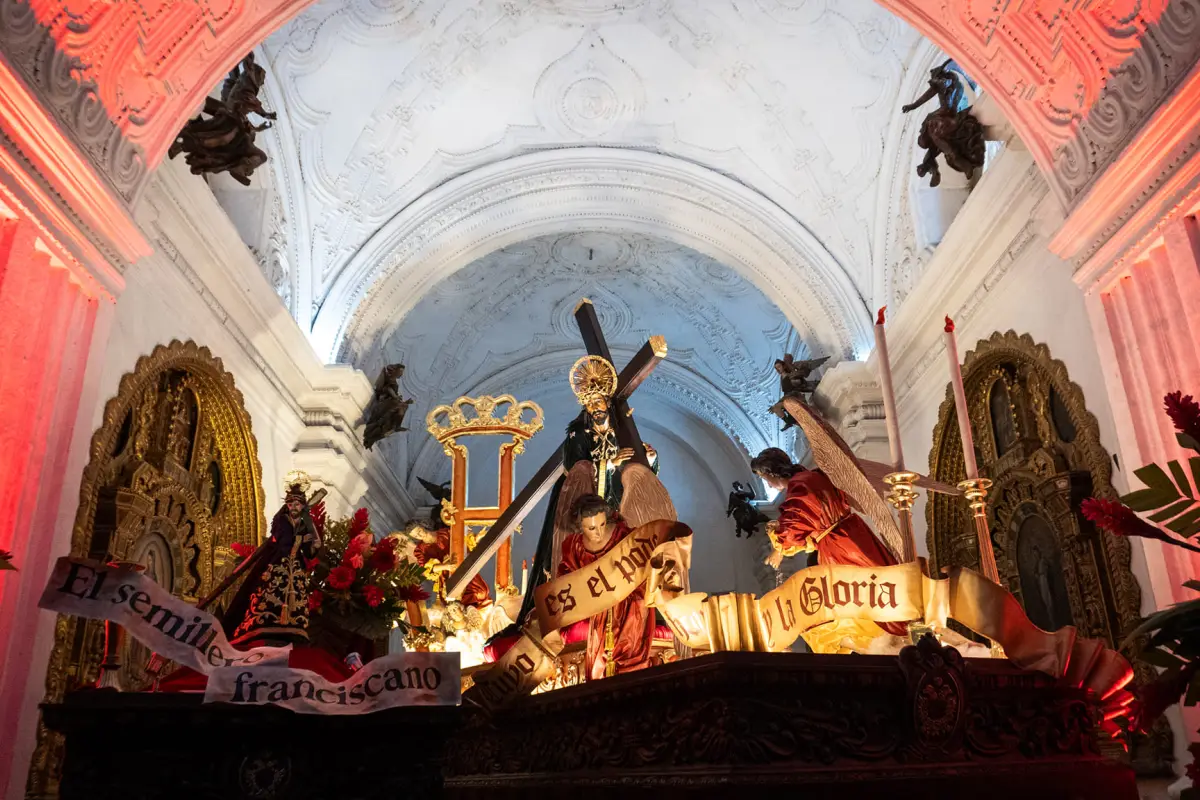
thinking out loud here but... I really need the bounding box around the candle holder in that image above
[956,477,1000,585]
[883,471,920,563]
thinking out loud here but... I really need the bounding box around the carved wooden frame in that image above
[27,340,266,798]
[926,331,1139,644]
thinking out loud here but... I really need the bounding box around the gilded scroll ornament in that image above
[27,340,266,798]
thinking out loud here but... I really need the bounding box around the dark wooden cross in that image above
[445,298,666,598]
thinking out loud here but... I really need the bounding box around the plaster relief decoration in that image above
[254,0,920,320]
[534,30,646,139]
[382,232,797,493]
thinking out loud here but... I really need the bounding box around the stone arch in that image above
[26,339,266,797]
[314,148,873,367]
[16,1,1176,208]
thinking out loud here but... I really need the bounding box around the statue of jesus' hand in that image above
[612,447,636,466]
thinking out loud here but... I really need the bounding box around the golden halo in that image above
[569,355,618,405]
[283,469,312,496]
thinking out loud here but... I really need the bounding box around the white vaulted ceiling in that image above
[250,0,924,330]
[373,231,803,489]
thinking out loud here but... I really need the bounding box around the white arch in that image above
[312,148,873,365]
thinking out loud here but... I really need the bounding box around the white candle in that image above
[520,559,528,595]
[873,307,905,471]
[944,316,979,479]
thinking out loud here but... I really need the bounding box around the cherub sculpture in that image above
[417,476,452,529]
[168,53,277,186]
[361,364,413,450]
[769,354,829,431]
[726,481,769,538]
[901,59,986,188]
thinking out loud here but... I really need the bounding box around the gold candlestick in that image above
[883,471,920,563]
[884,472,934,644]
[957,477,999,584]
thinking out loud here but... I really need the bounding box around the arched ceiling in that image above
[253,0,924,331]
[374,231,803,493]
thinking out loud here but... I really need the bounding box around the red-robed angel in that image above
[557,493,656,679]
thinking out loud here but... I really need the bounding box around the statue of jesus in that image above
[557,493,656,679]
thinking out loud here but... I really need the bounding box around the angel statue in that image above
[416,476,452,529]
[168,52,277,186]
[726,481,769,538]
[769,353,829,431]
[753,396,958,654]
[361,363,413,450]
[486,355,681,667]
[901,59,986,188]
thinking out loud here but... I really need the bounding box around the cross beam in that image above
[445,299,666,599]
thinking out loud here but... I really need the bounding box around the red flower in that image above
[376,536,398,552]
[346,553,365,569]
[363,585,384,608]
[397,584,431,602]
[230,542,255,561]
[370,548,397,573]
[1082,497,1200,553]
[307,590,324,612]
[349,507,370,539]
[347,532,374,557]
[1165,391,1200,445]
[328,565,355,590]
[304,556,319,572]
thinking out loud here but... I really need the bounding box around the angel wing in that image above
[792,355,830,373]
[619,463,678,529]
[550,461,597,574]
[416,476,450,503]
[780,397,905,561]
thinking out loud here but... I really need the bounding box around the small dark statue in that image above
[168,53,277,186]
[727,481,769,538]
[769,353,829,431]
[361,364,413,450]
[417,477,452,528]
[901,59,986,188]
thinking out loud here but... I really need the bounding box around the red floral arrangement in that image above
[306,507,426,639]
[1083,390,1200,783]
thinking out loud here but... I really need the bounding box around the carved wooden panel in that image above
[925,330,1171,776]
[26,340,266,799]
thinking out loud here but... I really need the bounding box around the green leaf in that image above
[1135,463,1179,494]
[1180,433,1200,455]
[1151,499,1197,523]
[1141,647,1188,669]
[1167,507,1200,537]
[1185,672,1200,707]
[1171,460,1195,498]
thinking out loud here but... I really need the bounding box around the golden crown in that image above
[426,395,544,443]
[569,356,618,406]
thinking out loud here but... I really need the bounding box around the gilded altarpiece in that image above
[27,341,266,798]
[926,331,1169,774]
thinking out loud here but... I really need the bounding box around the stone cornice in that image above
[0,2,150,271]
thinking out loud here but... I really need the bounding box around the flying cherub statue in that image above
[726,481,769,538]
[361,364,413,450]
[769,353,830,431]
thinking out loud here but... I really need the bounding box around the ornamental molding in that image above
[1049,0,1200,210]
[315,148,872,367]
[0,1,148,205]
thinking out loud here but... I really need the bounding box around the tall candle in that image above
[873,307,905,470]
[944,316,979,479]
[521,559,528,595]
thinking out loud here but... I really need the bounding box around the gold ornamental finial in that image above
[569,355,618,406]
[426,395,544,445]
[573,297,593,313]
[650,335,667,358]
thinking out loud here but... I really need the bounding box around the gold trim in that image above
[926,331,1140,650]
[574,297,593,313]
[650,335,668,358]
[27,340,267,797]
[426,395,544,444]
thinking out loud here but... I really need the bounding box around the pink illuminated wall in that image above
[1101,211,1200,601]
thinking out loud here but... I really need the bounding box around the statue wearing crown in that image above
[222,471,326,646]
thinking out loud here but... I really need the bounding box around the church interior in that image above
[2,0,1200,797]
